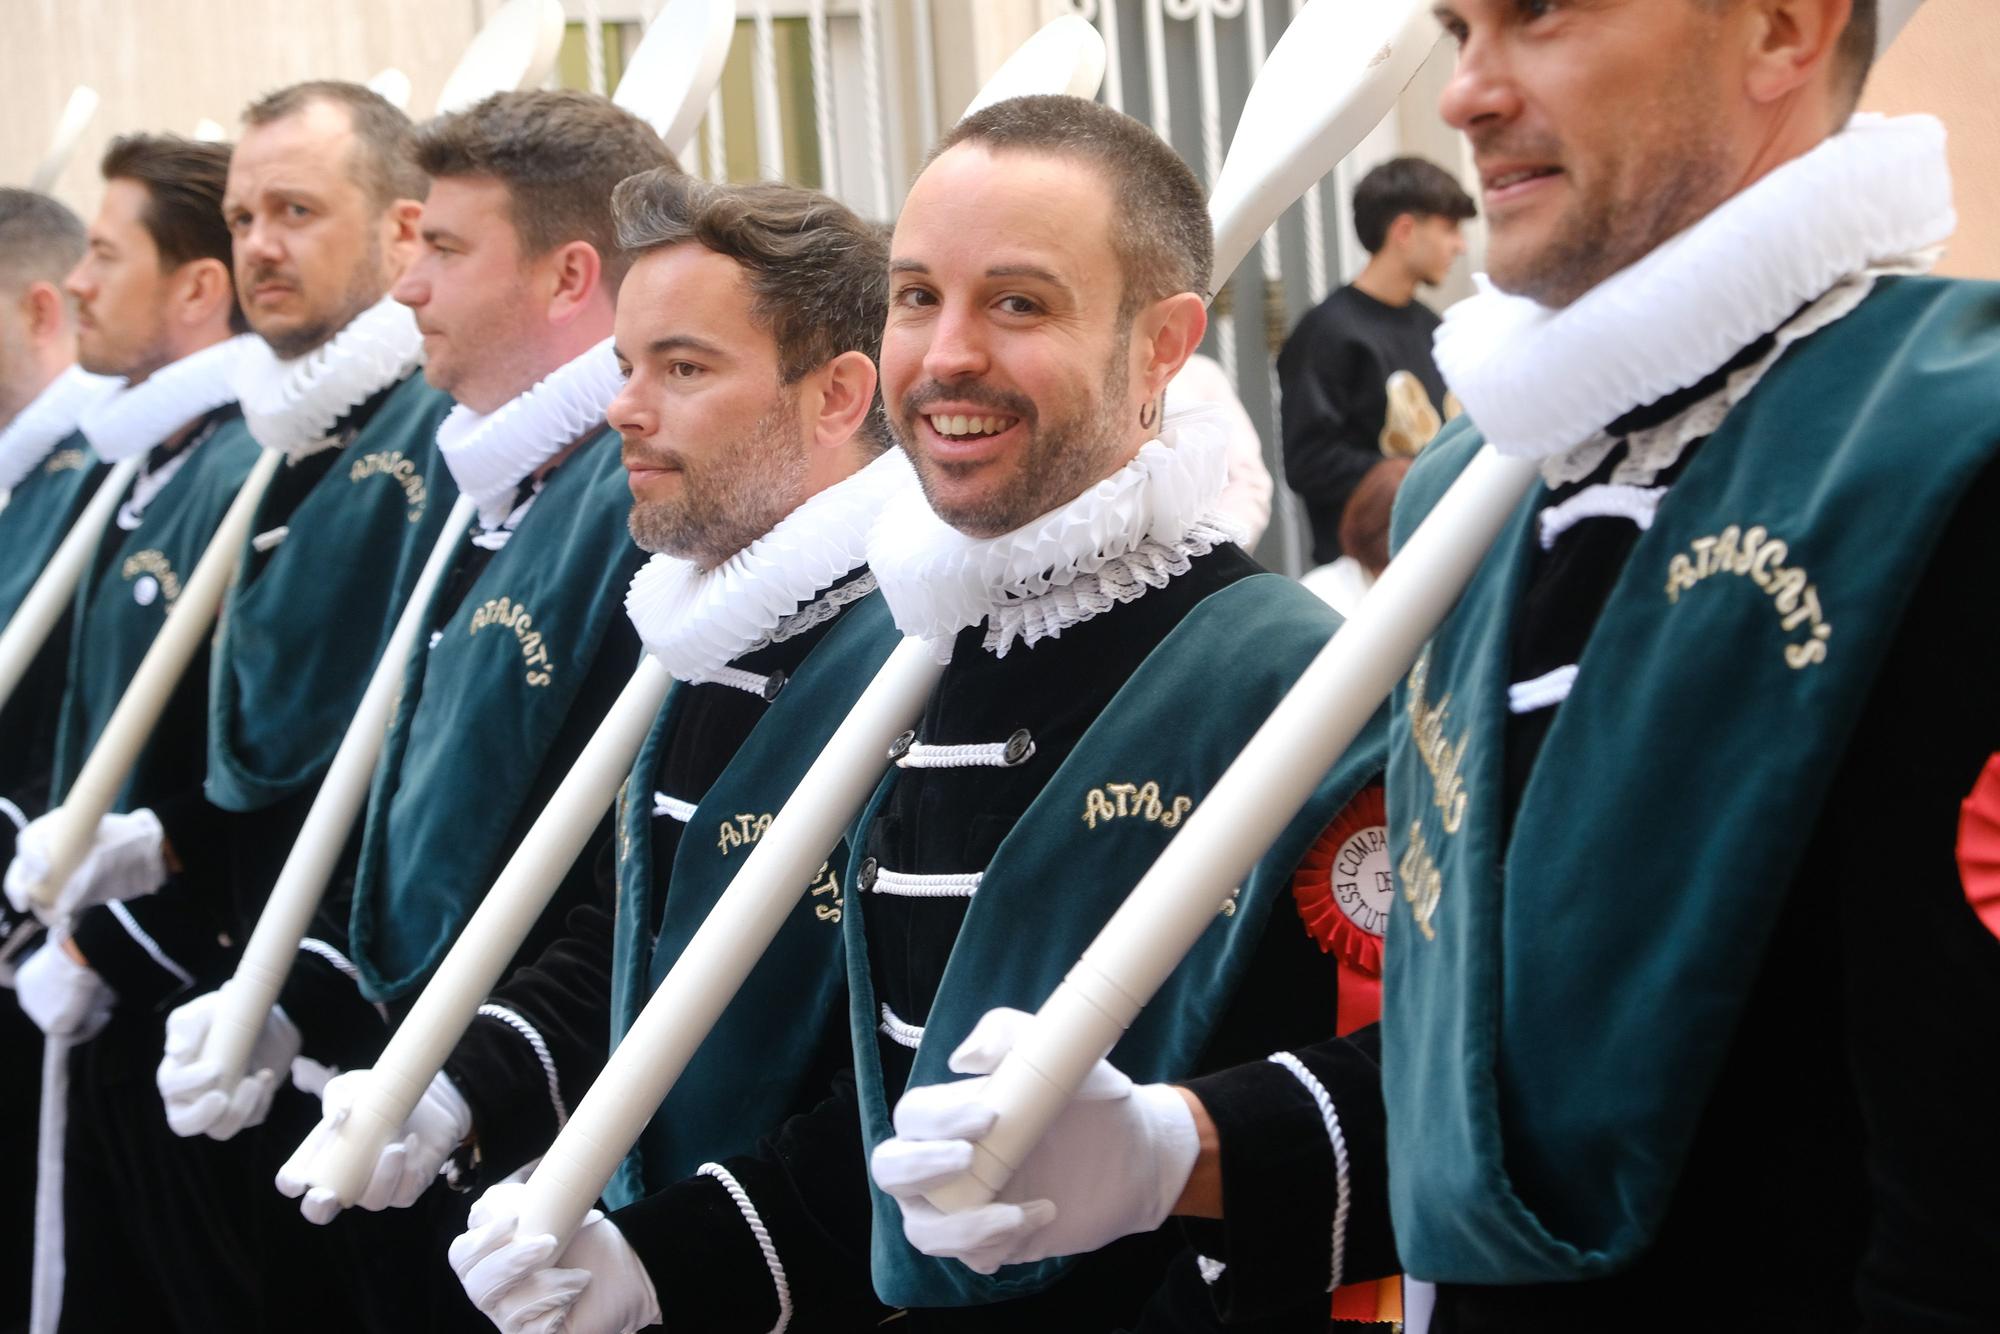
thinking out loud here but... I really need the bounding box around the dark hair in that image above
[613,172,892,450]
[926,94,1212,315]
[100,134,245,333]
[243,80,427,207]
[415,90,680,289]
[0,189,86,296]
[1353,157,1476,254]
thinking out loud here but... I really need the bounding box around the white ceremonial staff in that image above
[914,0,1941,1214]
[432,0,568,118]
[229,0,743,1187]
[293,10,1106,1230]
[29,86,98,194]
[0,454,141,716]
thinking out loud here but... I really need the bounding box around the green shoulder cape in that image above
[1381,275,2000,1284]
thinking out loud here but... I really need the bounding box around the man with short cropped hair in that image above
[5,81,462,1334]
[1279,156,1473,566]
[887,2,2000,1330]
[450,94,1390,1334]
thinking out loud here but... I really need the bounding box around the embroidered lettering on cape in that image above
[43,448,87,475]
[808,861,842,923]
[348,449,429,523]
[467,596,555,686]
[1081,781,1193,831]
[716,812,773,855]
[1664,524,1832,669]
[714,811,842,922]
[1407,651,1469,833]
[1397,820,1442,941]
[121,550,181,608]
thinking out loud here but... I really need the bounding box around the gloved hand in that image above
[4,808,169,924]
[156,984,302,1140]
[449,1181,662,1334]
[15,938,115,1042]
[276,1068,472,1225]
[869,1006,1199,1274]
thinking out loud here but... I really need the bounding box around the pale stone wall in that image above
[4,0,482,219]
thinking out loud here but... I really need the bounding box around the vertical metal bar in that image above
[1182,0,1239,391]
[583,0,608,96]
[1142,0,1171,140]
[1290,0,1329,300]
[704,87,728,183]
[808,0,840,195]
[1096,0,1126,113]
[858,0,893,217]
[752,0,787,181]
[910,0,939,151]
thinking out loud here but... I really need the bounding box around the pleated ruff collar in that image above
[78,334,255,463]
[436,339,621,530]
[233,294,424,458]
[0,365,120,493]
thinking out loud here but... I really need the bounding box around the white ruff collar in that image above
[0,366,120,494]
[233,294,423,457]
[78,335,255,464]
[437,339,620,529]
[868,403,1239,654]
[1434,114,1957,460]
[624,447,915,683]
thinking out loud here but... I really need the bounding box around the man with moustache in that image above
[6,82,459,1333]
[448,96,1388,1334]
[298,170,905,1334]
[881,2,2000,1331]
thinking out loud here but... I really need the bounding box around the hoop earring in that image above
[1139,398,1158,431]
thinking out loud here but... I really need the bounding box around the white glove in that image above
[276,1068,472,1224]
[156,984,302,1140]
[4,808,168,924]
[15,938,115,1041]
[449,1181,662,1334]
[869,1006,1200,1274]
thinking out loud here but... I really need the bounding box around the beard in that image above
[893,329,1134,539]
[246,231,388,360]
[627,390,810,569]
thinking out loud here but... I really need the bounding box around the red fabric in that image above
[1955,753,2000,940]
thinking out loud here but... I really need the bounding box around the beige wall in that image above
[4,0,481,220]
[1862,0,1999,278]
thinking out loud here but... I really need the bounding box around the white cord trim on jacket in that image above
[0,797,27,832]
[696,1162,793,1334]
[298,937,390,1021]
[475,1003,568,1130]
[877,1003,924,1050]
[1536,484,1666,550]
[106,901,194,990]
[869,868,982,898]
[1507,664,1580,716]
[1267,1051,1350,1293]
[895,739,1034,771]
[651,792,698,824]
[1196,1255,1228,1286]
[704,666,777,698]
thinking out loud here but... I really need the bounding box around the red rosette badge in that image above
[1292,785,1390,977]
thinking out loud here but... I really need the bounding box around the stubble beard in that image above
[252,231,389,360]
[896,332,1135,539]
[627,392,810,570]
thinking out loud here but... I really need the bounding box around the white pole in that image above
[584,0,609,96]
[1183,0,1240,392]
[0,456,141,718]
[924,448,1538,1211]
[195,496,477,1088]
[704,88,728,182]
[286,655,673,1207]
[857,0,893,216]
[26,448,282,914]
[910,0,940,153]
[752,0,787,181]
[515,638,944,1247]
[1292,0,1330,302]
[1141,0,1170,140]
[1097,0,1125,114]
[807,0,840,196]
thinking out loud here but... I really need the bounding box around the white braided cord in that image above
[476,1003,568,1130]
[895,740,1032,771]
[651,792,698,824]
[1267,1050,1349,1293]
[299,937,389,1020]
[1507,664,1579,716]
[703,666,776,698]
[876,1004,924,1050]
[869,868,981,898]
[106,901,193,989]
[696,1162,794,1334]
[1536,483,1667,549]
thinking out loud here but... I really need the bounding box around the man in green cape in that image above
[877,2,2000,1331]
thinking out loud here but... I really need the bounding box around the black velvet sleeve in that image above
[611,1070,893,1333]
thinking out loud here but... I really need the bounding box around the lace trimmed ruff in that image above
[233,295,423,458]
[0,366,120,494]
[78,335,254,464]
[436,338,621,530]
[868,403,1240,659]
[1434,114,1957,463]
[624,448,914,684]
